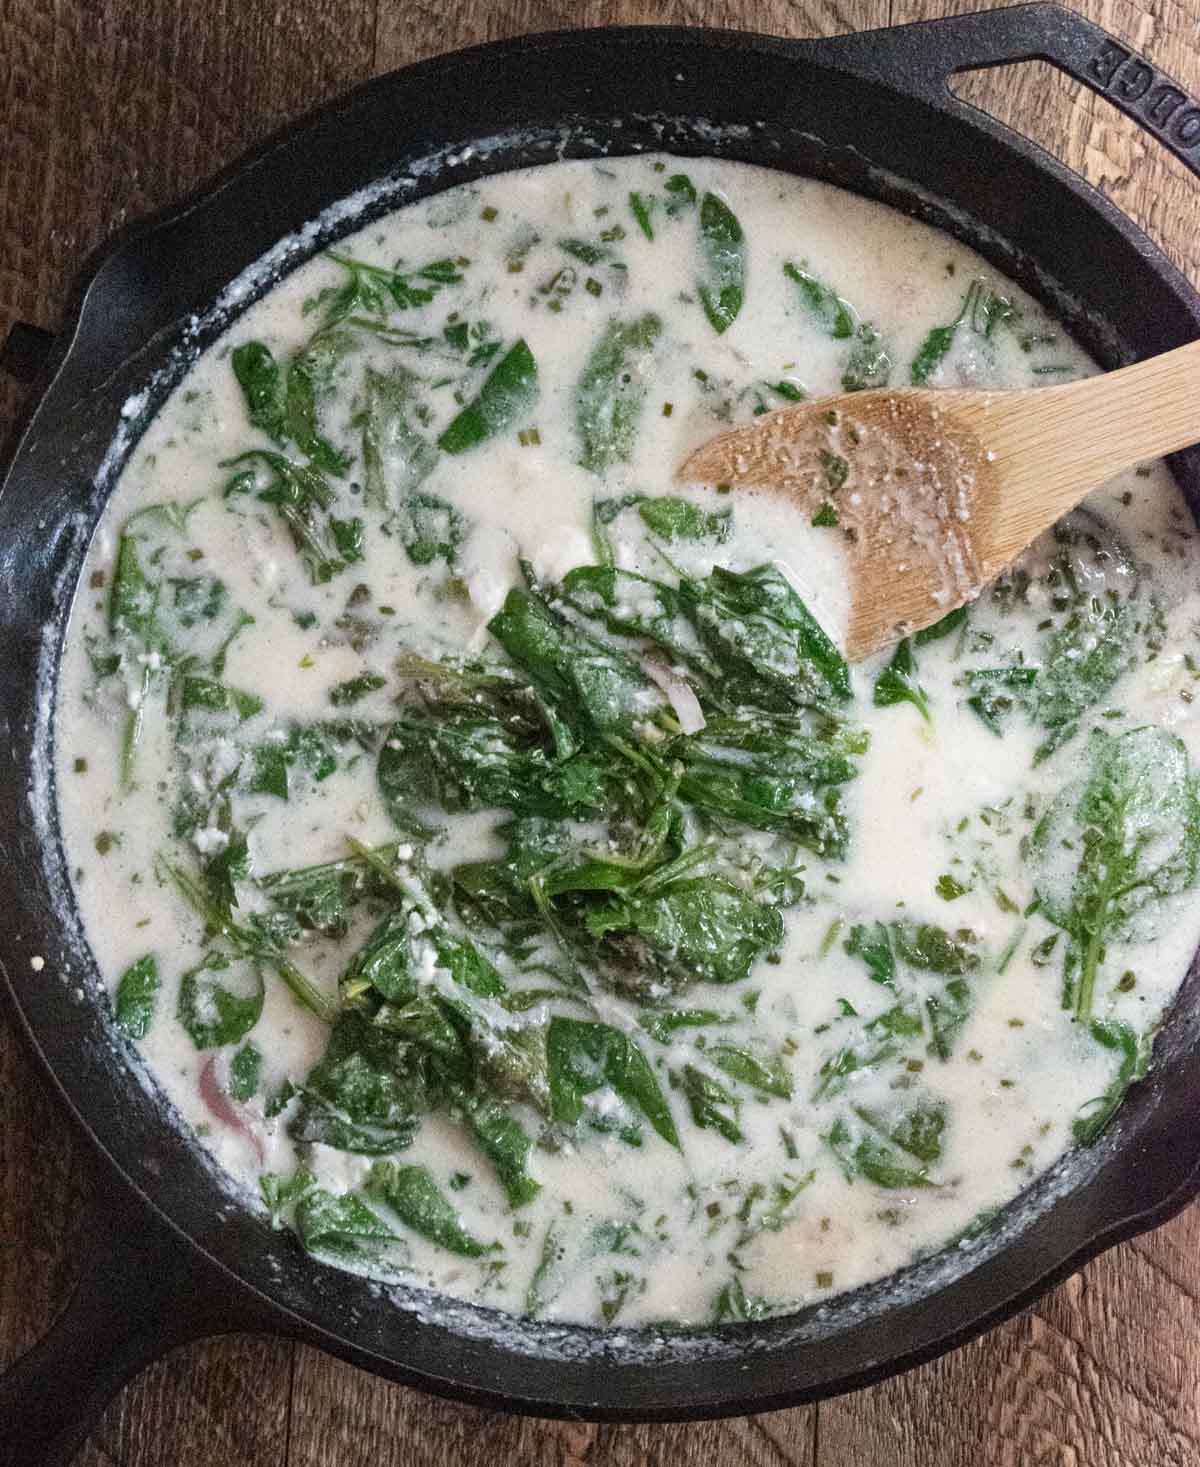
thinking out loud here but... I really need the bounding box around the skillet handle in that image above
[812,1,1200,181]
[0,1167,275,1467]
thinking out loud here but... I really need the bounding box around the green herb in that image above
[696,193,745,334]
[438,338,539,454]
[114,954,160,1039]
[936,873,968,901]
[575,314,662,473]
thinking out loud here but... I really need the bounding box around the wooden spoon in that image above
[678,339,1200,660]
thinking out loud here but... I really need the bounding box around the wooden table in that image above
[3,1,1200,1462]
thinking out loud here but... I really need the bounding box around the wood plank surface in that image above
[1,1,1198,1463]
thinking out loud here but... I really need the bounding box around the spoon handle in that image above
[976,336,1200,561]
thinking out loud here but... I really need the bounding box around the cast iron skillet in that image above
[3,5,1200,1461]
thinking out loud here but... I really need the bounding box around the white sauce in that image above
[54,154,1200,1328]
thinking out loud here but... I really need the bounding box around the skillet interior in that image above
[3,18,1200,1420]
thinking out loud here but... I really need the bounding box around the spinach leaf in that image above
[224,450,362,585]
[458,1094,541,1206]
[853,1097,947,1165]
[1029,726,1200,1021]
[546,1017,680,1148]
[629,191,655,240]
[824,1114,933,1189]
[359,366,438,509]
[291,1011,430,1155]
[177,951,264,1049]
[284,339,353,475]
[260,1168,317,1224]
[558,565,710,677]
[438,338,539,454]
[294,1187,408,1269]
[367,1161,492,1256]
[676,755,850,860]
[248,724,339,801]
[914,606,967,645]
[114,955,160,1039]
[637,496,729,542]
[712,1276,775,1323]
[229,1042,262,1101]
[697,193,745,335]
[232,341,288,442]
[180,676,263,721]
[964,666,1037,736]
[841,324,892,393]
[575,314,662,473]
[680,1063,742,1143]
[329,672,386,706]
[783,262,855,338]
[874,638,929,721]
[665,173,698,211]
[1073,1019,1148,1143]
[108,518,179,787]
[257,845,395,940]
[708,1042,793,1099]
[488,586,656,736]
[892,922,981,976]
[585,876,783,991]
[844,922,895,987]
[638,1007,733,1043]
[924,975,973,1060]
[394,492,466,567]
[910,282,978,385]
[679,564,851,708]
[163,858,338,1026]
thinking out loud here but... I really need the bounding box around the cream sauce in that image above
[55,155,1200,1327]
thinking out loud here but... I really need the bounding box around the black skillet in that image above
[3,5,1200,1461]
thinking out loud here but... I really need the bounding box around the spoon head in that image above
[677,389,1003,660]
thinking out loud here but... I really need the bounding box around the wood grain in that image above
[2,1,1199,1464]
